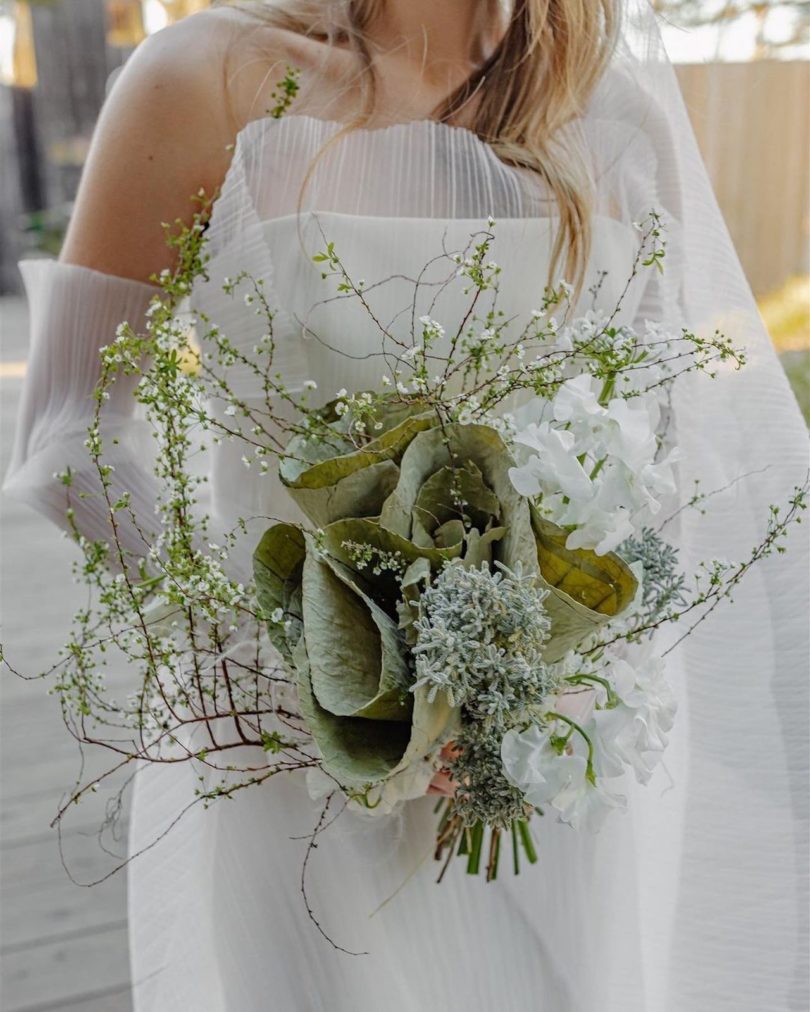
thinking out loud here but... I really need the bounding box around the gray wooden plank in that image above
[10,983,133,1012]
[1,823,130,898]
[1,776,130,846]
[1,873,127,954]
[1,854,128,946]
[1,923,130,1012]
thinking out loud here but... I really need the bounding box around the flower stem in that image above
[545,710,597,784]
[517,818,538,864]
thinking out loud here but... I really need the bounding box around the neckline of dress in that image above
[234,112,487,150]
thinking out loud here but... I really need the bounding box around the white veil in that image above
[580,3,809,1005]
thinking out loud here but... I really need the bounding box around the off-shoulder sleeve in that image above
[3,258,163,564]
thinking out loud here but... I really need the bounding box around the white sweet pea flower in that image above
[588,649,677,785]
[637,448,679,513]
[552,374,606,434]
[501,724,592,813]
[563,501,635,555]
[503,713,627,832]
[510,422,592,501]
[552,684,599,726]
[584,705,636,780]
[601,397,658,472]
[550,764,627,833]
[509,374,680,557]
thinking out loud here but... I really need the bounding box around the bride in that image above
[5,1,808,1009]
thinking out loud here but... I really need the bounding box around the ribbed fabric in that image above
[203,109,664,263]
[4,259,162,564]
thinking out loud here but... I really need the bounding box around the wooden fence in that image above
[675,60,810,297]
[0,11,807,297]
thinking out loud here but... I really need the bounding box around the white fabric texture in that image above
[4,260,162,559]
[4,2,808,1009]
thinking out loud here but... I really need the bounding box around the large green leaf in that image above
[285,459,400,529]
[301,538,413,722]
[280,409,438,528]
[293,635,411,788]
[530,507,638,661]
[461,526,506,568]
[282,411,436,491]
[252,523,306,664]
[388,684,459,779]
[381,424,538,574]
[279,427,354,485]
[397,556,432,645]
[411,461,501,549]
[320,516,461,614]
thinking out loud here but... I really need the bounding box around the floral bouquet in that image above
[254,385,663,878]
[14,195,806,940]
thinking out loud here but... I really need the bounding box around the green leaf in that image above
[301,536,413,722]
[282,410,436,492]
[280,406,439,528]
[288,459,401,529]
[461,525,506,567]
[397,556,432,645]
[387,684,458,779]
[411,460,500,547]
[320,517,461,613]
[529,507,639,661]
[252,523,305,664]
[381,424,537,573]
[293,635,411,788]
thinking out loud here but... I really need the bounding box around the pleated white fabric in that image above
[4,3,808,1008]
[4,260,162,559]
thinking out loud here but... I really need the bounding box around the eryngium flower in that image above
[411,561,556,723]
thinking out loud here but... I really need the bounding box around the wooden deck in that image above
[1,294,134,1011]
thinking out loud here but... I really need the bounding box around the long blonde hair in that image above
[222,0,620,292]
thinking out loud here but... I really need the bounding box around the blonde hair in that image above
[222,0,620,293]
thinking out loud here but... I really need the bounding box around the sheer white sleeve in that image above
[3,259,163,564]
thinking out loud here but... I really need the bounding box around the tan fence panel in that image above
[676,61,809,298]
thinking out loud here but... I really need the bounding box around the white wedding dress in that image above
[5,35,809,1012]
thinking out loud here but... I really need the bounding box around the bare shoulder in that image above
[108,8,349,148]
[59,8,349,283]
[110,8,241,139]
[59,9,252,281]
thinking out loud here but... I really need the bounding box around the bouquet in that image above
[255,389,657,877]
[10,194,806,945]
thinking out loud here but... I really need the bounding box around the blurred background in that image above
[0,3,807,1011]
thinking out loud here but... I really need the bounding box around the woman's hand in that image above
[427,742,461,798]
